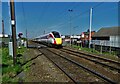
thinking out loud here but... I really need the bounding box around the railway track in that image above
[63,47,119,64]
[38,47,118,83]
[60,47,120,71]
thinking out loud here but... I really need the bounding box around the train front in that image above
[52,31,62,47]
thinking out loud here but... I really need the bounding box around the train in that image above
[34,31,62,48]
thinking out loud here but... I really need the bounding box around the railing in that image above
[91,40,120,48]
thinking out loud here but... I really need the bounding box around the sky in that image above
[0,1,119,38]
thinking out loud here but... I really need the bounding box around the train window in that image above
[40,36,47,39]
[52,32,60,38]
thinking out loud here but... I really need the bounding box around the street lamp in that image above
[68,9,73,46]
[89,8,93,48]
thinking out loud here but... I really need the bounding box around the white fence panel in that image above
[91,40,120,48]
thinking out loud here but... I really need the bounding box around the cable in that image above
[38,2,50,25]
[36,2,50,34]
[46,2,81,26]
[34,2,105,37]
[52,2,104,29]
[72,2,104,21]
[22,1,28,38]
[92,2,104,9]
[38,2,85,32]
[0,1,2,20]
[8,1,12,39]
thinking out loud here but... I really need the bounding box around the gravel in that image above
[23,48,73,82]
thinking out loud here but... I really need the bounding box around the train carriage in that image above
[35,31,62,48]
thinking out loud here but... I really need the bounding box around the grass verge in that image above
[2,46,31,82]
[70,45,118,61]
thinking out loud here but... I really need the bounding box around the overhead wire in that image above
[8,1,12,38]
[0,1,1,20]
[21,1,28,38]
[72,2,104,21]
[49,2,82,23]
[27,2,104,37]
[45,2,82,31]
[51,2,105,30]
[32,3,47,37]
[38,2,50,25]
[92,2,104,9]
[36,2,50,35]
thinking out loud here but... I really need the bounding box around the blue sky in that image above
[1,2,119,38]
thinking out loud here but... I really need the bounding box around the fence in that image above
[91,40,120,48]
[91,40,120,56]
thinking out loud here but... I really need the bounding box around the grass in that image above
[2,46,30,82]
[71,45,99,53]
[70,44,118,60]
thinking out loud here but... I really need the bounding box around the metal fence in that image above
[91,40,120,48]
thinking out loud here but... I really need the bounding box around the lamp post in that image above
[68,9,73,46]
[89,8,93,48]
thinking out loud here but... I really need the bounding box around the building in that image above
[0,34,11,47]
[91,27,120,48]
[61,35,81,46]
[80,31,95,41]
[79,30,95,47]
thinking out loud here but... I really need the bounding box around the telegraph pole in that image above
[10,0,17,65]
[68,9,73,46]
[89,8,93,48]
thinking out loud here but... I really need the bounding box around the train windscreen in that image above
[52,32,60,38]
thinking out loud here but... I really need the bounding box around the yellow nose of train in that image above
[55,38,62,45]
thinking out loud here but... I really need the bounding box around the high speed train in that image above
[34,31,62,47]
